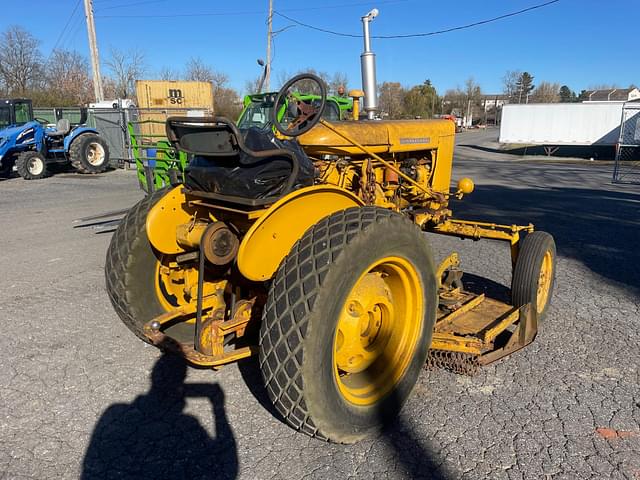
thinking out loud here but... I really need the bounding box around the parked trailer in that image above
[499,102,625,146]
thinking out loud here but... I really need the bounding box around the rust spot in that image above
[595,427,636,439]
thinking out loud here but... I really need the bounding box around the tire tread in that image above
[105,190,167,341]
[259,207,413,441]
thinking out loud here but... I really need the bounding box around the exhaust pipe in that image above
[361,8,379,120]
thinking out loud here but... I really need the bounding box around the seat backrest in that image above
[56,118,70,135]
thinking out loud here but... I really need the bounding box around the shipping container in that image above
[135,80,214,138]
[499,102,625,146]
[135,80,213,110]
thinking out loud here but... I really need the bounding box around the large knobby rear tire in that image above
[259,207,437,443]
[16,151,48,180]
[511,231,556,321]
[105,188,192,343]
[70,134,110,174]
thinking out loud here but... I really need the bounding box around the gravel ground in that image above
[1,132,639,479]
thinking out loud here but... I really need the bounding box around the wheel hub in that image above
[333,256,424,406]
[335,273,394,374]
[28,157,44,175]
[87,142,105,166]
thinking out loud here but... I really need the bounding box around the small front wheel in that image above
[16,151,48,180]
[512,231,556,321]
[259,207,437,443]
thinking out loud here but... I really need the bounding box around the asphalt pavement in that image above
[1,131,639,479]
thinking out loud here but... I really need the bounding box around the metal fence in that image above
[33,106,211,167]
[613,102,640,184]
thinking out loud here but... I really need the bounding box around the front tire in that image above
[259,207,437,443]
[512,231,556,321]
[16,151,48,180]
[70,134,110,174]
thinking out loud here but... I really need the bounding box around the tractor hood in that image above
[0,123,29,139]
[297,119,455,156]
[0,121,40,154]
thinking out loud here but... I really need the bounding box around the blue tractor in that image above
[0,98,110,180]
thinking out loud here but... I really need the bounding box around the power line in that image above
[95,0,408,18]
[94,0,169,12]
[49,0,83,55]
[274,0,561,39]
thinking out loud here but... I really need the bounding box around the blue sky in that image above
[2,0,637,95]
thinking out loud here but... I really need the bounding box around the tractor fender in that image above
[63,127,100,151]
[237,185,364,281]
[146,186,197,254]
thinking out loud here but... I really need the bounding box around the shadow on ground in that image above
[460,143,617,160]
[239,353,451,479]
[451,184,640,293]
[82,353,238,480]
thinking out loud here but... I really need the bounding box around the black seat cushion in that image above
[184,127,315,200]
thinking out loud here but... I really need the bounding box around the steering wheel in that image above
[271,73,327,137]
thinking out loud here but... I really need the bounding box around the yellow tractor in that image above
[105,14,555,444]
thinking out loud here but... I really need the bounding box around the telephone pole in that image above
[84,0,104,102]
[265,0,273,91]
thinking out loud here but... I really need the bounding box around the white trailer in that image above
[499,102,625,146]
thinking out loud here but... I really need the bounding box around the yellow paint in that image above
[482,308,520,343]
[430,333,484,355]
[435,252,460,288]
[456,177,475,195]
[146,186,199,254]
[333,256,424,406]
[175,220,209,250]
[154,254,225,322]
[433,219,534,243]
[236,185,364,281]
[349,89,364,120]
[537,251,553,312]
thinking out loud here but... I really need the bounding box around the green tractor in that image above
[237,91,352,129]
[130,92,353,194]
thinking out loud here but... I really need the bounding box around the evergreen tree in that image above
[577,90,590,101]
[559,85,577,102]
[515,72,535,103]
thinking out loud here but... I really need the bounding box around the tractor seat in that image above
[48,119,71,137]
[166,117,315,207]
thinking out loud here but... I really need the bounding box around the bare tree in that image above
[443,88,466,114]
[185,57,228,88]
[328,72,349,96]
[105,47,146,98]
[531,81,561,103]
[587,83,620,90]
[184,57,239,116]
[157,65,181,81]
[244,76,264,95]
[378,82,405,119]
[379,82,405,119]
[44,49,93,105]
[464,77,482,102]
[502,70,522,101]
[214,87,242,119]
[0,25,44,95]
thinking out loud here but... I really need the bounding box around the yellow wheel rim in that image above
[333,256,424,406]
[154,255,214,318]
[536,251,553,313]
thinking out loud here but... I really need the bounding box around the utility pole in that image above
[84,0,104,102]
[265,0,273,92]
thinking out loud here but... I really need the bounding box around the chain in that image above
[426,349,480,376]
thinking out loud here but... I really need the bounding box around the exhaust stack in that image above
[360,9,379,120]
